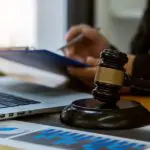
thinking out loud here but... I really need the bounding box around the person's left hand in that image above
[68,57,99,87]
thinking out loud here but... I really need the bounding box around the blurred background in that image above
[0,0,147,52]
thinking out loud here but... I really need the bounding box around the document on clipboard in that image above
[0,49,90,76]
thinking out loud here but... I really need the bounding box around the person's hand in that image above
[68,57,99,87]
[64,24,110,63]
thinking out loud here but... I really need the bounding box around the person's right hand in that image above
[64,24,110,63]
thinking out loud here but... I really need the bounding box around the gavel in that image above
[60,49,149,129]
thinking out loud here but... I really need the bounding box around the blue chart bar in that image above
[0,127,17,131]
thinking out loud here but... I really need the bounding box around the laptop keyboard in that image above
[0,92,40,108]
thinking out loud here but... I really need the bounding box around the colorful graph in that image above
[13,128,149,150]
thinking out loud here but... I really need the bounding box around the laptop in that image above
[0,49,92,120]
[0,77,92,120]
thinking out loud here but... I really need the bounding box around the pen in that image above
[58,27,101,51]
[58,33,84,51]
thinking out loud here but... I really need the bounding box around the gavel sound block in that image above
[60,49,149,129]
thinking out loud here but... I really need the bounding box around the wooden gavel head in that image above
[92,49,128,105]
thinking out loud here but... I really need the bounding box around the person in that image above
[64,0,150,93]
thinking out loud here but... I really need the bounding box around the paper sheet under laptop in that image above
[0,120,149,150]
[0,50,89,87]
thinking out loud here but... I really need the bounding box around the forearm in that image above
[122,54,150,94]
[131,54,150,80]
[125,54,150,79]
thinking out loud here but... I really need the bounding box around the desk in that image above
[0,58,149,143]
[123,96,150,111]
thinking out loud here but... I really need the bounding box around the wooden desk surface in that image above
[122,96,150,111]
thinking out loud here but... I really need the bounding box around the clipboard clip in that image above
[0,46,36,51]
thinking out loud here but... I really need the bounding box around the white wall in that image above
[0,0,147,53]
[95,0,146,53]
[36,0,67,51]
[0,0,67,51]
[0,0,36,47]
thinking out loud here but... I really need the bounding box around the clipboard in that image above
[0,49,90,76]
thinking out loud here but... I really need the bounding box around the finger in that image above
[64,47,75,57]
[68,67,96,79]
[81,26,100,41]
[65,24,92,41]
[64,48,85,63]
[86,57,99,66]
[65,25,83,41]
